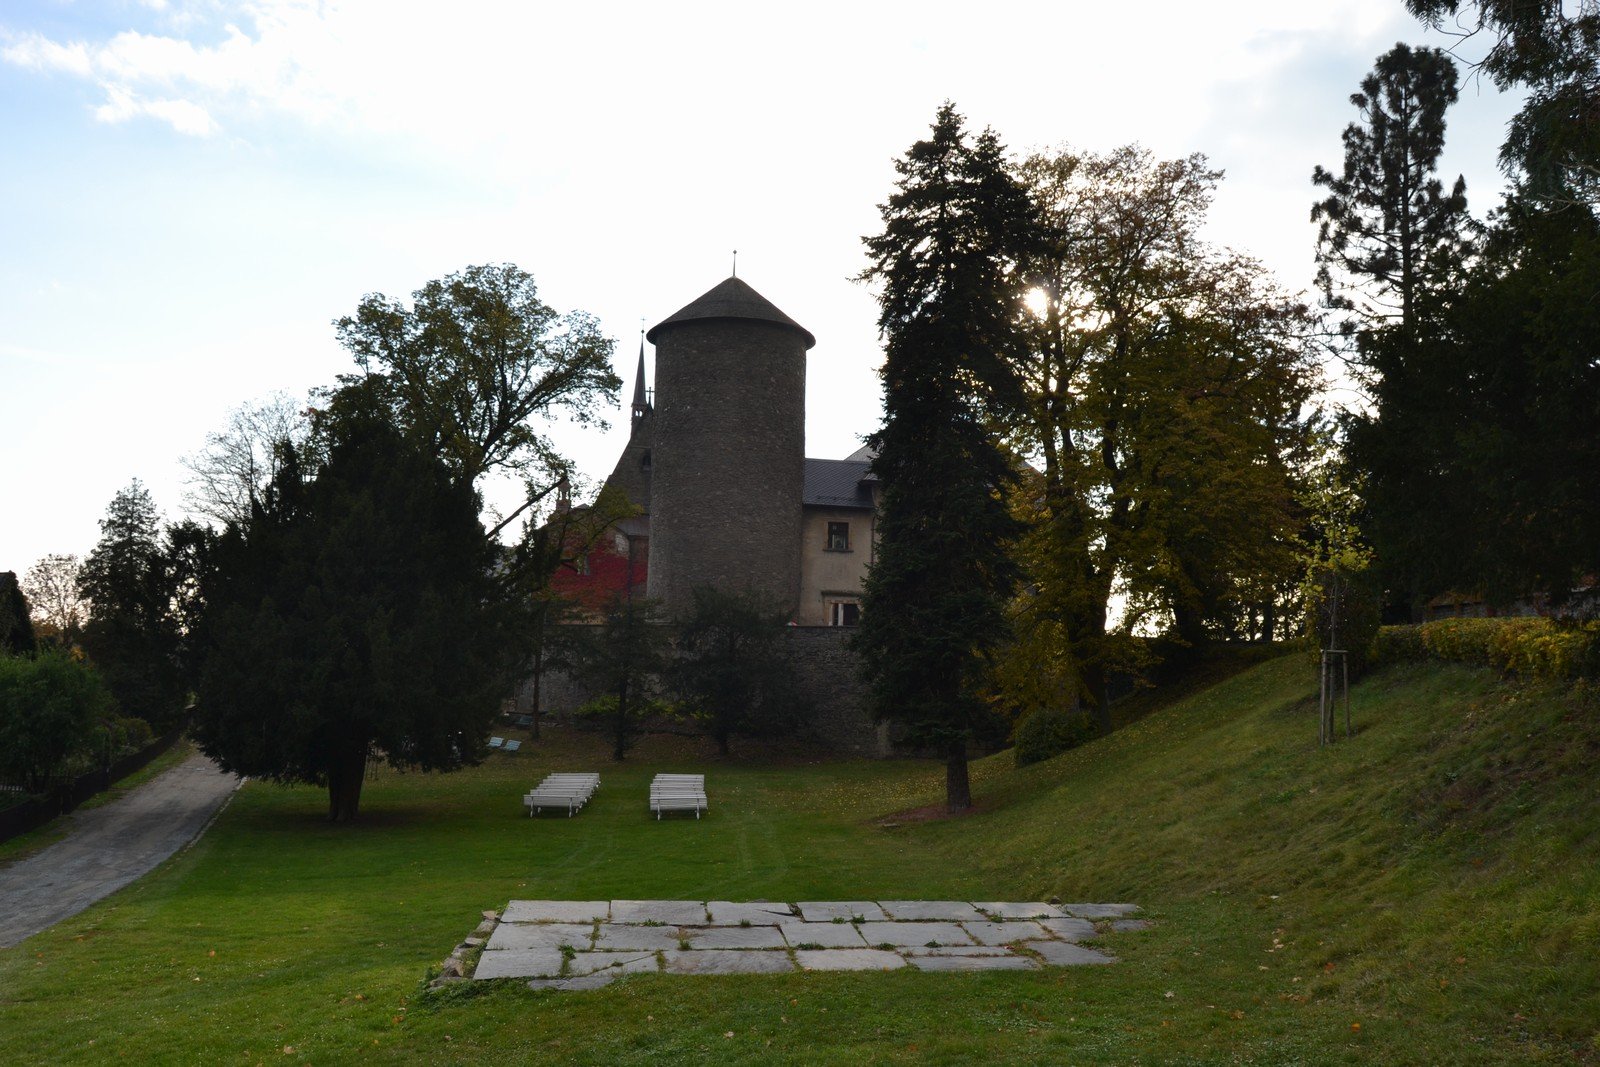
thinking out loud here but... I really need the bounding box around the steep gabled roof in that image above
[646,276,816,349]
[803,458,875,509]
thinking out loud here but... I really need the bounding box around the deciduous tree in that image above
[21,554,88,646]
[671,587,804,756]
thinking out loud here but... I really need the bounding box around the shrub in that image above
[1371,617,1599,680]
[1013,707,1097,768]
[0,648,113,791]
[1306,568,1383,676]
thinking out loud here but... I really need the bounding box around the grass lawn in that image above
[0,657,1595,1064]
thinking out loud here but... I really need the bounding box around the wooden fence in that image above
[0,723,187,845]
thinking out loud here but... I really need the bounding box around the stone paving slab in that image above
[964,919,1048,945]
[1032,940,1117,966]
[795,901,887,922]
[594,924,683,951]
[684,925,787,950]
[879,900,986,922]
[1059,903,1139,919]
[1038,917,1098,941]
[502,900,609,923]
[485,922,594,951]
[779,921,867,948]
[973,901,1064,920]
[662,950,798,975]
[528,970,629,992]
[471,901,1148,987]
[705,901,796,925]
[566,950,660,977]
[908,954,1039,972]
[794,948,907,971]
[610,899,707,924]
[857,921,973,948]
[473,948,565,979]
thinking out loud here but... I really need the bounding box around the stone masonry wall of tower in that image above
[646,316,807,617]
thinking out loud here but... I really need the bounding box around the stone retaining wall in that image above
[518,624,888,756]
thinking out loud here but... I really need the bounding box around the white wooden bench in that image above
[524,772,601,817]
[649,774,707,820]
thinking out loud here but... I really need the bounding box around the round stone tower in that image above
[644,276,814,619]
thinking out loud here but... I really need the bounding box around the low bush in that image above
[1013,707,1097,767]
[1372,617,1599,680]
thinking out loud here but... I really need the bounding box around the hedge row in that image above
[1372,617,1600,680]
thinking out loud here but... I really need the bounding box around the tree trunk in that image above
[944,740,971,813]
[613,679,629,762]
[529,645,543,740]
[1082,658,1113,737]
[327,742,368,822]
[1261,600,1277,644]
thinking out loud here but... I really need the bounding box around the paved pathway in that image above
[0,754,241,948]
[453,899,1149,990]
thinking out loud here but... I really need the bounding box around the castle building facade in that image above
[561,276,878,626]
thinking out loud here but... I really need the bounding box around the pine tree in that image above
[856,103,1034,812]
[1312,43,1472,340]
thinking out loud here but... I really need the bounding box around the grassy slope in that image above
[0,659,1594,1064]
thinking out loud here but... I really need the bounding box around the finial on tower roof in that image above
[732,249,737,278]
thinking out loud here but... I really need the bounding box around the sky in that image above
[0,0,1523,579]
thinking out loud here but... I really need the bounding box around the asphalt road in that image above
[0,753,240,948]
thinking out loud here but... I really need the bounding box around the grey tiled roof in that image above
[647,276,816,349]
[803,458,875,509]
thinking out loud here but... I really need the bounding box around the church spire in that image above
[631,332,651,429]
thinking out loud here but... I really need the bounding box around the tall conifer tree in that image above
[1312,43,1471,340]
[856,103,1033,812]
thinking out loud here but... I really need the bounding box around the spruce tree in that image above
[856,103,1033,812]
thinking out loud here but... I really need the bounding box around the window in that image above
[830,601,861,627]
[826,521,850,552]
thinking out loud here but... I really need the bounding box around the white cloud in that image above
[1,31,93,76]
[93,82,216,135]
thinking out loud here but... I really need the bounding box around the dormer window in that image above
[826,522,850,552]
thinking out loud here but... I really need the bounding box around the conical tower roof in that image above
[646,276,815,349]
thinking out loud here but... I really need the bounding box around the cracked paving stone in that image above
[972,901,1064,919]
[794,901,887,922]
[963,920,1048,945]
[1058,903,1139,919]
[565,951,661,977]
[795,949,907,971]
[1032,940,1118,966]
[908,954,1039,972]
[1038,917,1099,941]
[704,901,795,925]
[610,900,707,924]
[779,921,867,948]
[856,921,973,947]
[472,948,564,980]
[501,900,609,924]
[878,901,986,922]
[661,950,797,975]
[594,924,683,951]
[683,925,787,949]
[484,923,594,951]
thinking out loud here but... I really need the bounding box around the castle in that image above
[558,275,879,627]
[544,276,889,753]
